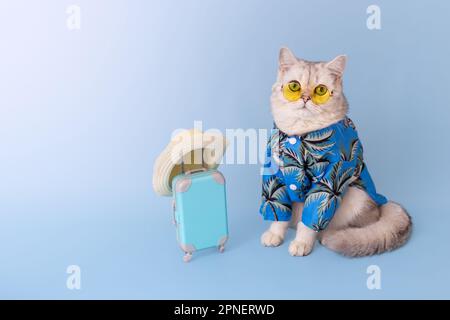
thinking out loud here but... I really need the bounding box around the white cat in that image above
[260,47,412,257]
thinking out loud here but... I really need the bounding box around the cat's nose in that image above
[302,95,311,103]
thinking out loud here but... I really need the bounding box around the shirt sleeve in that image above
[301,160,356,231]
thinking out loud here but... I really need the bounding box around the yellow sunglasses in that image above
[282,80,332,105]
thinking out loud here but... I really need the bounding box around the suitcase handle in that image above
[180,150,208,175]
[185,168,207,175]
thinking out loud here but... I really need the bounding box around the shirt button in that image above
[288,137,297,145]
[289,184,297,191]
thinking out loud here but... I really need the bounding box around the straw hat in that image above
[152,128,228,196]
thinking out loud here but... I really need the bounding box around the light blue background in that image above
[1,0,449,299]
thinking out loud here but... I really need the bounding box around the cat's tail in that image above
[320,201,412,257]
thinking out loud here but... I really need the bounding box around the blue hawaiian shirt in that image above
[260,117,387,232]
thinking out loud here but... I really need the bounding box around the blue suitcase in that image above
[172,168,228,262]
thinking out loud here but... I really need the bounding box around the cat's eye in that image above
[282,80,302,102]
[314,85,328,96]
[312,84,331,105]
[288,81,301,92]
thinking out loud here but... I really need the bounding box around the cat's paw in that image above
[261,230,284,247]
[288,239,314,256]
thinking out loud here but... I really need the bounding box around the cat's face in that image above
[271,47,348,136]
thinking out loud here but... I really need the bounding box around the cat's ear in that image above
[279,47,298,71]
[326,55,347,77]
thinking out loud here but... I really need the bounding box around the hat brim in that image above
[152,129,228,196]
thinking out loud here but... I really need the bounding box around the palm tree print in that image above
[311,215,330,232]
[301,128,336,159]
[305,161,355,222]
[269,129,288,166]
[340,138,360,162]
[305,154,329,183]
[280,146,307,184]
[350,151,366,189]
[354,150,364,177]
[261,176,291,221]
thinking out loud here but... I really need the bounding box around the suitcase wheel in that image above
[218,245,225,253]
[183,253,193,263]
